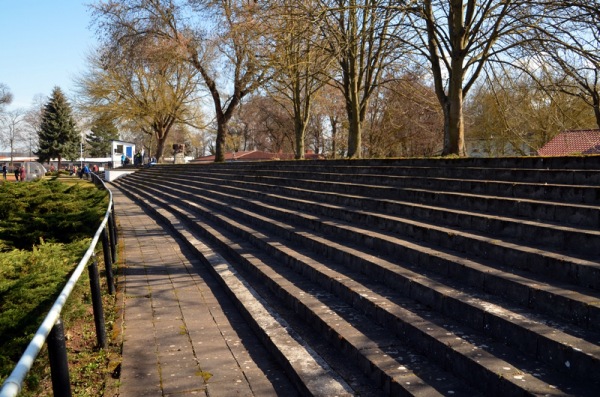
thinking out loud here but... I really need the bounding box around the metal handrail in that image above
[0,173,117,397]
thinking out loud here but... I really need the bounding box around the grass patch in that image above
[0,179,112,396]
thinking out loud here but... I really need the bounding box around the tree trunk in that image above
[215,116,227,162]
[155,139,166,163]
[151,121,174,162]
[337,7,361,160]
[294,117,305,160]
[442,51,466,156]
[442,85,466,156]
[346,88,362,158]
[330,115,338,159]
[347,117,361,158]
[189,57,232,163]
[593,93,600,129]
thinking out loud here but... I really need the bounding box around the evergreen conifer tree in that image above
[36,87,79,170]
[87,113,119,157]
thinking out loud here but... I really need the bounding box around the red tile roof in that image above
[538,129,600,156]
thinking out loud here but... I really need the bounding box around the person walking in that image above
[82,164,90,180]
[19,166,26,182]
[134,151,143,166]
[14,167,20,182]
[2,164,7,180]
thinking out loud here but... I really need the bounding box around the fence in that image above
[0,173,118,397]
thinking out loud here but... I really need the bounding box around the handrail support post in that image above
[88,255,108,349]
[102,227,116,295]
[48,318,72,397]
[109,209,118,262]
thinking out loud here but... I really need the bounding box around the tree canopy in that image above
[81,0,600,159]
[87,113,119,157]
[36,87,80,170]
[91,0,266,162]
[76,38,203,161]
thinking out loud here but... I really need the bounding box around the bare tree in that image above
[263,0,333,159]
[465,67,595,155]
[313,0,409,158]
[365,72,444,157]
[236,95,295,154]
[405,0,535,156]
[311,84,347,158]
[0,109,29,165]
[76,40,203,161]
[22,95,49,157]
[186,127,211,158]
[530,1,600,128]
[92,0,268,162]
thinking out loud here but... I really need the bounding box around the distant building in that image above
[538,129,600,156]
[0,153,37,164]
[466,136,536,157]
[110,140,136,167]
[0,152,113,172]
[191,150,325,164]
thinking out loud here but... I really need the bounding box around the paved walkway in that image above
[111,188,298,396]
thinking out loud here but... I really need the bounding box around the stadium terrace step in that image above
[152,171,600,259]
[111,157,600,396]
[176,170,599,229]
[184,168,600,205]
[119,176,600,375]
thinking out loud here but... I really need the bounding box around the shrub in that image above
[0,179,109,393]
[0,180,108,250]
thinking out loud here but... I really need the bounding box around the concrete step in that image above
[122,174,600,365]
[164,175,600,325]
[112,180,480,396]
[165,167,600,230]
[111,158,600,395]
[113,176,598,396]
[180,156,600,184]
[135,172,600,294]
[162,171,600,260]
[282,156,600,170]
[111,182,355,397]
[189,168,600,205]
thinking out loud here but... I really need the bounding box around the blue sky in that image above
[0,1,96,110]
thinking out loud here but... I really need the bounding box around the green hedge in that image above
[0,179,108,391]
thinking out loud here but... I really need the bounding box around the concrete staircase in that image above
[111,157,600,396]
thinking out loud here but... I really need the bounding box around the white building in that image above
[110,140,136,168]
